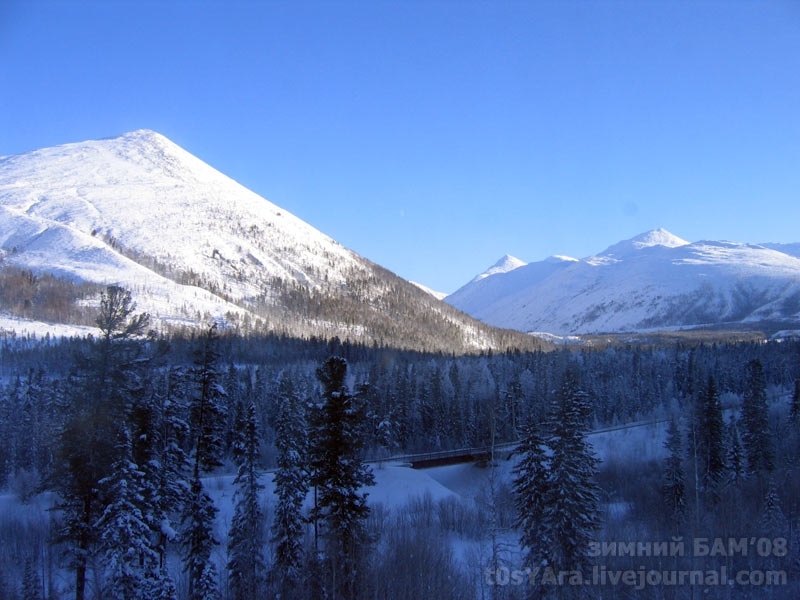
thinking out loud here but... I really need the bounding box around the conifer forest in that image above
[1,286,800,599]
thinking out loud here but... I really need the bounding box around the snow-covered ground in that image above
[1,418,667,516]
[0,418,667,599]
[0,313,98,339]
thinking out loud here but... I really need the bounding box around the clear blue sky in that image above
[2,1,799,293]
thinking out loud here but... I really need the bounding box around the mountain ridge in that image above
[447,229,800,336]
[5,131,798,343]
[0,130,540,353]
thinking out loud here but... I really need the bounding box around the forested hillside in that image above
[1,286,799,598]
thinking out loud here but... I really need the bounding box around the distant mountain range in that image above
[446,228,800,336]
[0,130,537,353]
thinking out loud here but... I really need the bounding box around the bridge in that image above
[369,418,666,470]
[375,441,520,470]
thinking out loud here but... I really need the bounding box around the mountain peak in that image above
[113,128,164,141]
[472,254,527,282]
[632,228,689,248]
[94,129,172,151]
[600,228,689,257]
[112,129,188,154]
[0,131,541,352]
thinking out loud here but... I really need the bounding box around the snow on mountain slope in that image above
[410,281,448,300]
[597,228,689,259]
[1,130,356,293]
[762,242,800,259]
[447,254,576,319]
[446,229,800,335]
[0,130,362,328]
[0,131,540,352]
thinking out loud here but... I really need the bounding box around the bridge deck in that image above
[368,419,666,470]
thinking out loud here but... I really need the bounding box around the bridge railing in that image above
[368,440,519,468]
[366,418,668,469]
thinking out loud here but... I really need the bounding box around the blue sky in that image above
[1,1,799,293]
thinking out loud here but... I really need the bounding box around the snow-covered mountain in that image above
[0,130,537,352]
[446,229,800,335]
[762,242,800,260]
[471,254,527,283]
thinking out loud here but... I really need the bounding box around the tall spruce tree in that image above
[740,359,774,473]
[227,400,266,600]
[694,375,725,497]
[96,426,158,600]
[189,324,227,476]
[52,285,149,600]
[791,379,800,422]
[119,362,186,600]
[726,416,746,485]
[144,368,190,600]
[21,555,42,600]
[541,368,600,577]
[270,376,309,598]
[759,479,789,573]
[759,478,789,539]
[662,418,686,531]
[512,416,550,569]
[182,478,220,600]
[309,357,375,600]
[181,325,226,600]
[155,368,191,549]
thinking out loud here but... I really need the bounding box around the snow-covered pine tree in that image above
[181,324,226,600]
[52,285,150,600]
[21,555,42,600]
[270,376,309,597]
[145,368,191,600]
[694,375,725,498]
[541,368,600,577]
[96,426,159,600]
[227,400,266,600]
[511,416,550,570]
[759,478,789,539]
[149,569,179,600]
[123,384,168,598]
[740,359,774,474]
[759,479,789,572]
[725,415,746,485]
[662,418,686,531]
[189,324,227,475]
[309,356,375,600]
[182,476,221,600]
[482,394,514,599]
[8,369,49,478]
[791,379,800,422]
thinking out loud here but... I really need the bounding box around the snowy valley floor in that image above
[0,420,670,599]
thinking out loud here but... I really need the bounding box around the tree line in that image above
[1,285,799,598]
[509,357,800,599]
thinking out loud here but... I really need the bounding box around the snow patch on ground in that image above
[410,281,448,300]
[0,313,98,339]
